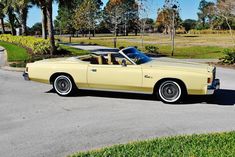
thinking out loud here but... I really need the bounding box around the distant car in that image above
[23,47,220,103]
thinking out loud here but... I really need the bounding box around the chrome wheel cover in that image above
[159,81,181,103]
[54,76,72,96]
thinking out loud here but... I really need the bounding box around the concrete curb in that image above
[1,66,25,72]
[0,47,25,72]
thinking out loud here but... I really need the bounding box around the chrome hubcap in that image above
[54,76,72,95]
[159,81,181,102]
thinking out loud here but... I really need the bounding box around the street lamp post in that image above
[171,4,177,56]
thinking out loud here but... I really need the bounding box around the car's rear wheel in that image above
[157,80,183,103]
[53,75,76,96]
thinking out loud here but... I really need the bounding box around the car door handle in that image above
[91,69,97,72]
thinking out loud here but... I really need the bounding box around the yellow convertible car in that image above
[23,47,220,103]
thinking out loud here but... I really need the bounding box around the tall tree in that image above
[104,0,125,47]
[122,0,138,36]
[0,2,5,34]
[136,0,150,47]
[55,0,83,36]
[156,0,181,35]
[216,0,235,46]
[182,19,197,32]
[74,0,100,39]
[1,0,17,35]
[13,0,31,35]
[31,0,47,39]
[104,0,137,47]
[33,0,73,55]
[198,0,208,28]
[46,0,56,55]
[197,0,216,29]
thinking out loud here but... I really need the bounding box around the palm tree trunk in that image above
[0,18,5,34]
[41,6,47,39]
[46,0,56,55]
[8,8,16,35]
[20,7,28,36]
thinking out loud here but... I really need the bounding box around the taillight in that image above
[207,78,212,84]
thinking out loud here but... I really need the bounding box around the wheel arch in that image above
[49,72,76,85]
[153,78,188,95]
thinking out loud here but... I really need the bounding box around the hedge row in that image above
[189,29,235,34]
[0,34,51,54]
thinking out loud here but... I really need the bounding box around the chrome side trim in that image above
[79,87,153,94]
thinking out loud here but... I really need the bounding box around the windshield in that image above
[122,48,152,65]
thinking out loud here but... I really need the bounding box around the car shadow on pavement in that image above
[47,88,156,101]
[47,89,235,106]
[183,89,235,106]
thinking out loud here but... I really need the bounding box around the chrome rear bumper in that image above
[207,79,220,95]
[23,72,30,81]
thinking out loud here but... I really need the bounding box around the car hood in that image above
[142,58,214,73]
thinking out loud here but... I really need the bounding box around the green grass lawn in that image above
[0,41,29,62]
[158,45,226,59]
[58,34,234,59]
[70,131,235,157]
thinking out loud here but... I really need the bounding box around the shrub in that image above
[145,45,159,54]
[0,34,51,54]
[220,49,235,64]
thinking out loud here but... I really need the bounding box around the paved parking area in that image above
[0,68,235,157]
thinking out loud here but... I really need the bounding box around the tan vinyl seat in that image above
[107,53,119,65]
[97,56,107,65]
[90,57,99,64]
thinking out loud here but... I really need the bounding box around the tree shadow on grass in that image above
[46,89,235,106]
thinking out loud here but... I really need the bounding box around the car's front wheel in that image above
[53,75,76,96]
[157,80,183,103]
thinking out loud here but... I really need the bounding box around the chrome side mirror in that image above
[121,59,127,67]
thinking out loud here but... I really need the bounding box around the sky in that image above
[27,0,213,27]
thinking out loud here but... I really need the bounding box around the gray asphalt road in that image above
[0,68,235,157]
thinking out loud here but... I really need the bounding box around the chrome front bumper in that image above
[23,72,30,81]
[207,79,220,95]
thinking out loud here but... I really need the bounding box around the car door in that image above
[87,64,143,92]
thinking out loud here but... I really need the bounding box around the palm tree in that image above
[0,2,5,34]
[31,0,47,39]
[32,0,72,55]
[30,0,72,54]
[46,0,56,55]
[31,0,55,54]
[0,0,17,35]
[13,0,32,35]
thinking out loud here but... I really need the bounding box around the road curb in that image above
[1,66,25,72]
[0,47,25,72]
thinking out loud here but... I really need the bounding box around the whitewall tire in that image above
[158,81,182,103]
[53,75,74,96]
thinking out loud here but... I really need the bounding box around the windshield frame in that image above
[119,47,152,65]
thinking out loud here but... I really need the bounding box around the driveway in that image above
[0,67,235,157]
